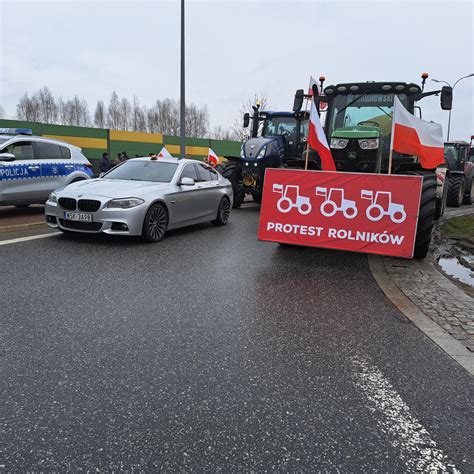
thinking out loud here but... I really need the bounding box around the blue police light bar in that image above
[0,127,33,136]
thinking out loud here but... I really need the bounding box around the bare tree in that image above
[211,125,238,141]
[0,105,5,118]
[131,96,147,132]
[231,93,270,139]
[107,91,121,130]
[186,103,209,138]
[36,86,58,123]
[119,97,131,130]
[94,100,106,128]
[16,93,40,121]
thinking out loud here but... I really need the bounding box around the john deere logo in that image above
[348,151,357,160]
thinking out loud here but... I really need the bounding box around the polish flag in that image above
[157,146,173,159]
[308,98,336,171]
[308,76,318,96]
[207,147,219,166]
[391,96,444,169]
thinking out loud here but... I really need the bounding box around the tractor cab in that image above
[319,81,452,174]
[445,141,470,172]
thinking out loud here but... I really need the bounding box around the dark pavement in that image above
[1,206,472,471]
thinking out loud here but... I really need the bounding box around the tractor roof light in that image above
[408,86,420,93]
[325,88,334,94]
[395,84,405,91]
[421,72,429,79]
[349,85,360,91]
[319,75,326,81]
[337,86,347,92]
[381,84,392,91]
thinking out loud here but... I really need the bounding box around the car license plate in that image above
[64,211,92,222]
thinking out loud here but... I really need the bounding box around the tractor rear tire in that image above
[446,174,464,207]
[408,171,436,260]
[462,178,472,205]
[222,162,244,208]
[251,191,262,204]
[434,178,448,220]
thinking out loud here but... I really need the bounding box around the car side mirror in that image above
[243,113,250,128]
[293,89,304,112]
[180,177,195,186]
[0,152,15,161]
[440,86,452,110]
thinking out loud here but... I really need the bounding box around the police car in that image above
[0,128,93,207]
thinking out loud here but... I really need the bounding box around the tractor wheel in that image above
[222,162,244,208]
[434,177,448,220]
[462,178,472,205]
[408,171,436,260]
[251,190,262,204]
[446,174,464,207]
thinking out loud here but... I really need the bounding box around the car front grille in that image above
[58,197,76,210]
[78,199,101,212]
[59,219,102,231]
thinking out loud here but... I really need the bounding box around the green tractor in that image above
[299,74,453,259]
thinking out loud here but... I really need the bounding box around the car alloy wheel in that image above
[212,197,230,226]
[143,203,168,242]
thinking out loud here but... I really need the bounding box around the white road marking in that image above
[0,232,59,246]
[351,355,459,473]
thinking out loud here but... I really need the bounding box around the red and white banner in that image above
[258,168,423,258]
[308,99,336,171]
[207,147,219,166]
[158,146,173,159]
[391,96,444,169]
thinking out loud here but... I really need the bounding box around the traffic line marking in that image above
[0,232,59,246]
[351,355,459,472]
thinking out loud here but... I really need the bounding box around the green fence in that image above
[0,119,241,173]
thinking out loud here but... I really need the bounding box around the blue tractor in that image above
[220,99,318,208]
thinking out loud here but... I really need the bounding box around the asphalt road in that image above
[1,205,472,471]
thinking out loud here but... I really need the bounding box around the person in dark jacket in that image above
[99,152,112,173]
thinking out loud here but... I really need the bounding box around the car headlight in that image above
[105,198,144,209]
[359,138,379,150]
[330,138,349,149]
[48,192,58,204]
[256,145,267,159]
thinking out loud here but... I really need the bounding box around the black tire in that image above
[407,171,436,260]
[212,197,231,226]
[142,203,168,242]
[462,178,472,205]
[251,191,262,204]
[434,178,448,220]
[221,162,244,208]
[446,174,464,207]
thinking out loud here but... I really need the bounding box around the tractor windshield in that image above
[263,117,299,137]
[327,93,409,146]
[444,144,460,162]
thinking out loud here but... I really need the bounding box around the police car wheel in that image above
[15,204,30,209]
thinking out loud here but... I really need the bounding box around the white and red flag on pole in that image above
[308,76,318,96]
[157,146,173,159]
[308,98,336,171]
[390,96,444,169]
[207,147,219,166]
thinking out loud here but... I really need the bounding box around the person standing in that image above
[99,152,112,173]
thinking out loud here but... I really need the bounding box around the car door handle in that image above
[64,165,74,169]
[28,166,39,171]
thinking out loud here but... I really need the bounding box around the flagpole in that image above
[387,147,393,175]
[304,97,310,170]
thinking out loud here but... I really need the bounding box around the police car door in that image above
[34,141,72,199]
[0,139,43,204]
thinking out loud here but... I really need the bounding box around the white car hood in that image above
[60,178,170,198]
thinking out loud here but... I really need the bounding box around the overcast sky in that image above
[1,0,473,140]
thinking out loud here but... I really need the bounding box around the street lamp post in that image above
[432,73,474,140]
[180,0,185,158]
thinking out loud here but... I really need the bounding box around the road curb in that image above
[0,221,47,234]
[368,254,474,375]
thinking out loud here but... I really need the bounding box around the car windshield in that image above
[104,160,178,182]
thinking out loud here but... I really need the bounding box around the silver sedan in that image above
[45,158,233,242]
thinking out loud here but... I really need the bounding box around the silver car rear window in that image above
[105,160,178,182]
